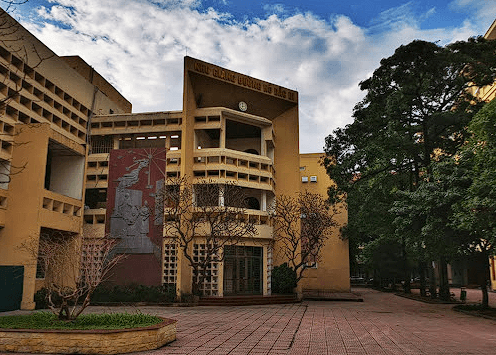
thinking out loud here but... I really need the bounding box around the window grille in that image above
[80,240,105,282]
[163,240,177,286]
[91,136,113,154]
[267,245,273,295]
[192,243,219,296]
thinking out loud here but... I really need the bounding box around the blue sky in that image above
[11,0,496,152]
[201,0,466,28]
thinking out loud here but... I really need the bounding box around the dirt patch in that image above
[395,292,460,304]
[453,305,496,320]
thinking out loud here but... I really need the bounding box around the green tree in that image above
[324,38,496,300]
[451,98,496,308]
[361,235,405,289]
[343,171,407,287]
[392,160,470,299]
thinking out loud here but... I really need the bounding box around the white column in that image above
[261,190,267,212]
[219,184,225,207]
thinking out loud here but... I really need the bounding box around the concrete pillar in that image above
[261,191,267,212]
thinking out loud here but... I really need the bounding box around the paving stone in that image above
[6,289,496,355]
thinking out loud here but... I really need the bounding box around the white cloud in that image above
[18,0,491,153]
[262,4,286,16]
[369,2,418,30]
[449,0,496,33]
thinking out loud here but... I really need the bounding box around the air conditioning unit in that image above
[301,176,308,183]
[305,261,318,269]
[310,176,317,182]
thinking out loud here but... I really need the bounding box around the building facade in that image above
[0,10,350,310]
[0,9,131,311]
[299,153,350,292]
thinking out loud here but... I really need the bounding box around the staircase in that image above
[198,294,299,306]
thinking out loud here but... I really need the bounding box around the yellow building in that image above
[86,56,301,297]
[299,153,350,293]
[481,20,496,103]
[0,9,130,311]
[0,10,350,310]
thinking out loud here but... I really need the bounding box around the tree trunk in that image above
[419,261,427,297]
[429,262,437,299]
[481,279,489,309]
[402,237,411,294]
[438,258,451,301]
[479,251,490,309]
[192,279,201,296]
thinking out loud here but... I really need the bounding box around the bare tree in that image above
[23,231,124,320]
[270,191,339,282]
[159,177,257,296]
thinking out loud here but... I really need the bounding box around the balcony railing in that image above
[192,148,275,190]
[42,190,82,217]
[83,208,106,225]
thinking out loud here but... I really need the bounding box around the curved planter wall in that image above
[0,318,176,354]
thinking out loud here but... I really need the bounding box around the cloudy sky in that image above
[10,0,496,152]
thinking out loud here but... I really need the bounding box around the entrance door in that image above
[0,266,24,311]
[223,246,262,295]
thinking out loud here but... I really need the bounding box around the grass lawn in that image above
[0,312,163,330]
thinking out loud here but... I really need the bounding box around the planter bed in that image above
[0,317,176,354]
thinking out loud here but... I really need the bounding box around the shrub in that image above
[272,263,297,294]
[0,311,163,330]
[35,284,176,308]
[34,289,62,310]
[91,284,176,303]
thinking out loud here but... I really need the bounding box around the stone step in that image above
[198,294,299,306]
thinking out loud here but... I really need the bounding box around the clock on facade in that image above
[238,101,248,112]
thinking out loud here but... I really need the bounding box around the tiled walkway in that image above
[142,304,305,354]
[4,289,496,354]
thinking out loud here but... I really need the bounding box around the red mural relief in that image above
[106,148,166,285]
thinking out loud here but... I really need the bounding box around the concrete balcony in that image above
[90,111,182,135]
[192,148,275,191]
[40,190,83,233]
[83,208,106,237]
[163,208,272,240]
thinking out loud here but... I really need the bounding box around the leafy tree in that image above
[392,160,471,299]
[343,168,409,287]
[450,98,496,308]
[392,98,496,305]
[325,38,496,199]
[361,235,405,289]
[324,38,496,300]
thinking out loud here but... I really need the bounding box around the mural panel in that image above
[106,148,166,285]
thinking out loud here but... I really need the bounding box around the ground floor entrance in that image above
[223,246,262,295]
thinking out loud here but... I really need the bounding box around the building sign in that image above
[187,57,298,103]
[106,148,166,253]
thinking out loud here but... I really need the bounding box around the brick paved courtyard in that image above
[4,288,496,355]
[123,289,496,355]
